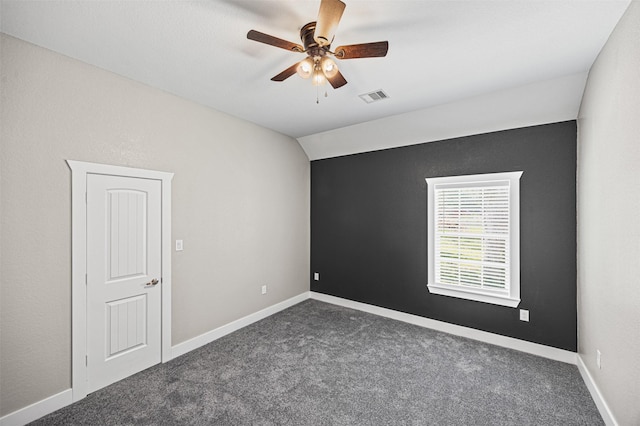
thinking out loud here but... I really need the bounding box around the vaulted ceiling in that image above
[1,0,631,158]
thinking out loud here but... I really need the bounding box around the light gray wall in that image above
[577,1,640,424]
[0,34,310,416]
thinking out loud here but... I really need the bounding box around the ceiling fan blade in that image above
[334,41,389,59]
[271,62,300,82]
[327,70,347,89]
[314,0,346,46]
[247,30,304,52]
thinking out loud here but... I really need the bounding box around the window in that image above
[426,171,523,307]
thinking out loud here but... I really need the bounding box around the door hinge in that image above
[85,355,88,366]
[85,192,87,203]
[85,273,88,285]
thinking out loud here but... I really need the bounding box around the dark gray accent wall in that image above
[310,121,577,351]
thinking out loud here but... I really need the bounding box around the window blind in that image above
[434,181,511,292]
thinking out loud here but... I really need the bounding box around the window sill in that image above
[427,283,520,308]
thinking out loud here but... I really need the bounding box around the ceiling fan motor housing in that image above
[301,22,330,58]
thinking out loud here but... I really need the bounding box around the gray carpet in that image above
[32,299,602,425]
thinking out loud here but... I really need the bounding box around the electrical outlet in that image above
[597,350,601,369]
[175,240,183,251]
[519,309,529,322]
[261,285,267,295]
[314,272,320,281]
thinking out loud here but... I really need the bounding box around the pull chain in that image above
[316,85,329,104]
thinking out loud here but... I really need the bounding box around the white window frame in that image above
[426,171,522,308]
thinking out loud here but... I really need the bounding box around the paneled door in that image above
[86,174,162,393]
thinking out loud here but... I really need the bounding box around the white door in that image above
[86,174,162,393]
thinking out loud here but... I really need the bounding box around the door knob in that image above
[145,278,159,287]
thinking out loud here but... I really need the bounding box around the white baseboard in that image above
[310,292,577,365]
[0,389,72,426]
[576,355,618,426]
[170,292,310,359]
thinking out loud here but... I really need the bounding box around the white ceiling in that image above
[0,0,631,155]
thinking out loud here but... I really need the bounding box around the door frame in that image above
[67,160,173,402]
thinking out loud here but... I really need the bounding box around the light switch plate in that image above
[175,240,183,251]
[314,273,319,281]
[519,309,529,322]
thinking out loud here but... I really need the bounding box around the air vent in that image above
[359,90,389,104]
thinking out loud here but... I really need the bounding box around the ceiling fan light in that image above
[312,69,327,86]
[296,58,314,79]
[321,57,339,78]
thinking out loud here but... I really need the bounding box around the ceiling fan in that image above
[246,0,388,90]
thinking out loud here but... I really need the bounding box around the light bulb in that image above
[321,57,339,78]
[296,58,314,79]
[312,69,327,86]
